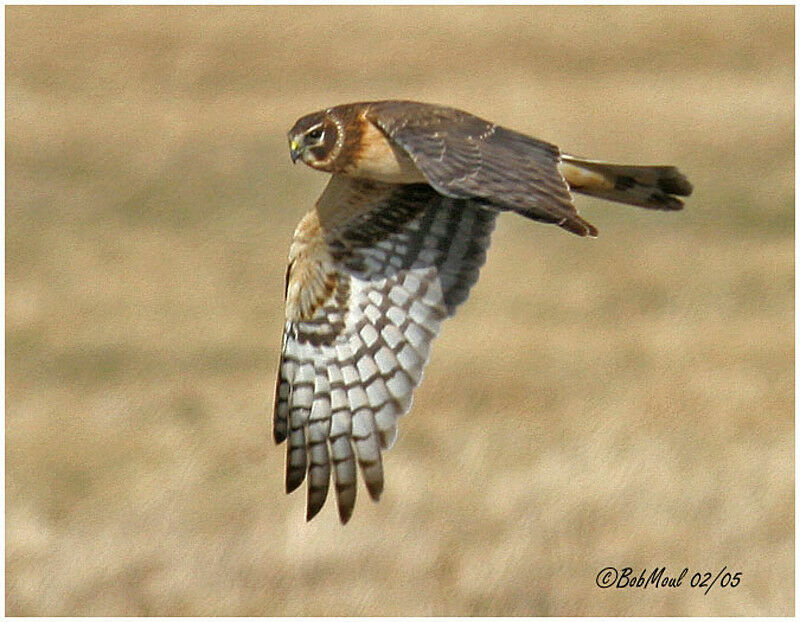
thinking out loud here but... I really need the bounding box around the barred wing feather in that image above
[274,182,496,522]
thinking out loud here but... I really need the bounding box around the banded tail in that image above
[558,155,693,211]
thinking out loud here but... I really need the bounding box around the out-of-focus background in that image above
[6,6,793,616]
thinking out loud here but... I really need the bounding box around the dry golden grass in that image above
[6,6,793,616]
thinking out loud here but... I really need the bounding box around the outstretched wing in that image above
[365,100,597,237]
[274,179,497,523]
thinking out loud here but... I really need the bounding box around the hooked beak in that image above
[289,139,301,163]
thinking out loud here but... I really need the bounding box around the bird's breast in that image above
[346,117,427,184]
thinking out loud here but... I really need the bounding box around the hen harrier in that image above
[275,100,691,523]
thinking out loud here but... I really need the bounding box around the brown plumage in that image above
[288,100,692,237]
[278,100,692,523]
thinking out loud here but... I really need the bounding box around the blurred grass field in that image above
[5,5,794,616]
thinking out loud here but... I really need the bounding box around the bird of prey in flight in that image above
[274,100,692,523]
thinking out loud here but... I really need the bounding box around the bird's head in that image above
[287,109,341,171]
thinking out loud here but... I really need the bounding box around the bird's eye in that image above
[307,128,324,141]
